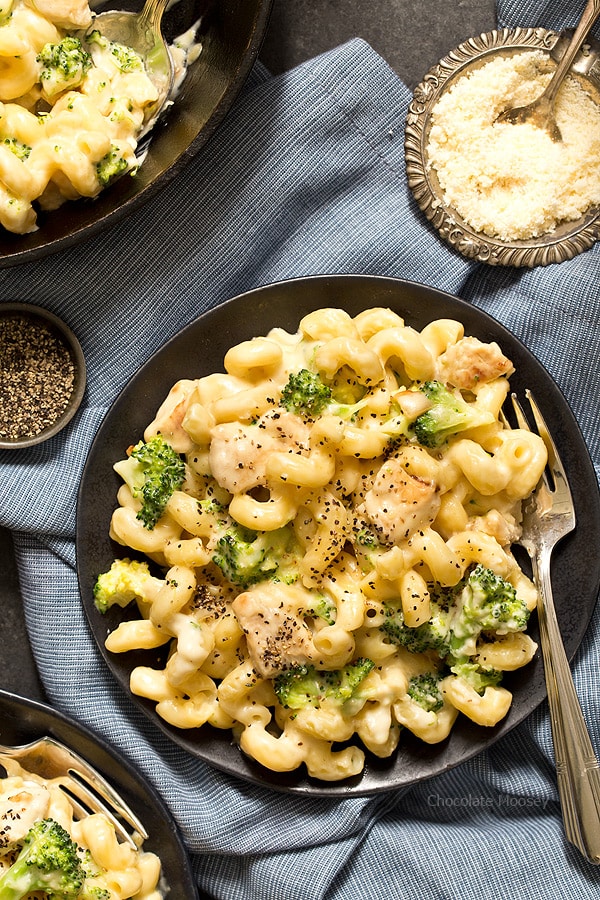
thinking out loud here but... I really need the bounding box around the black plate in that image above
[76,274,600,796]
[0,0,272,267]
[0,690,200,897]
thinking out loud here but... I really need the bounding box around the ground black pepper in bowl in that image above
[0,304,86,449]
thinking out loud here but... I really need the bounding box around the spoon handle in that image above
[138,0,171,30]
[545,0,600,104]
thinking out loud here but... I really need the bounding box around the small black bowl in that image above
[0,303,86,450]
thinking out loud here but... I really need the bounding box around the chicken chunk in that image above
[0,782,51,851]
[209,410,309,494]
[437,336,514,391]
[232,582,317,678]
[466,508,521,547]
[30,0,92,28]
[359,457,441,544]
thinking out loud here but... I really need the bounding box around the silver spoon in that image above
[496,0,600,141]
[88,0,174,132]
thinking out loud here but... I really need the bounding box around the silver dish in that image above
[404,27,600,267]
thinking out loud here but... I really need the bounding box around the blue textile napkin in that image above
[1,0,600,896]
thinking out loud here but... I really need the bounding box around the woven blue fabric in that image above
[1,1,600,896]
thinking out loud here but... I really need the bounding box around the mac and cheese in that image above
[97,306,547,781]
[0,759,165,898]
[0,0,199,234]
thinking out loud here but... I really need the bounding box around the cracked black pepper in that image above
[0,313,75,440]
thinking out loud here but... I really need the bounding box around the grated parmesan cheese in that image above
[426,50,600,241]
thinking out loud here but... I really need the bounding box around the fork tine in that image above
[525,389,574,503]
[58,774,141,847]
[44,739,149,842]
[511,390,569,505]
[509,391,553,497]
[0,737,148,846]
[509,391,531,432]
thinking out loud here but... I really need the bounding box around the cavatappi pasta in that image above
[0,0,200,234]
[98,307,547,782]
[0,759,164,898]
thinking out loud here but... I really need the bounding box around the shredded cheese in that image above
[426,50,600,241]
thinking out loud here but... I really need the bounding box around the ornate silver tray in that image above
[404,27,600,267]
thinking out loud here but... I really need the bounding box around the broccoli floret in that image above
[38,36,92,98]
[381,564,529,662]
[0,818,84,899]
[279,368,370,421]
[351,521,388,573]
[114,435,185,529]
[93,557,161,614]
[450,564,530,657]
[274,658,375,710]
[381,599,450,655]
[407,672,444,712]
[306,593,337,625]
[108,41,144,72]
[353,524,379,548]
[96,145,128,187]
[412,380,493,448]
[460,564,529,632]
[3,138,31,161]
[280,369,332,416]
[199,497,226,516]
[212,523,301,589]
[130,435,186,528]
[86,30,144,72]
[450,658,502,695]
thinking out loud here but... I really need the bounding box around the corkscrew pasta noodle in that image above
[98,306,546,782]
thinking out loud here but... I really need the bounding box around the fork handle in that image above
[534,556,600,864]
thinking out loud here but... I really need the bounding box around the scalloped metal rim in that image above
[404,27,600,268]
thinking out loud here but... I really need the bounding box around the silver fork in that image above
[0,736,148,847]
[509,389,600,864]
